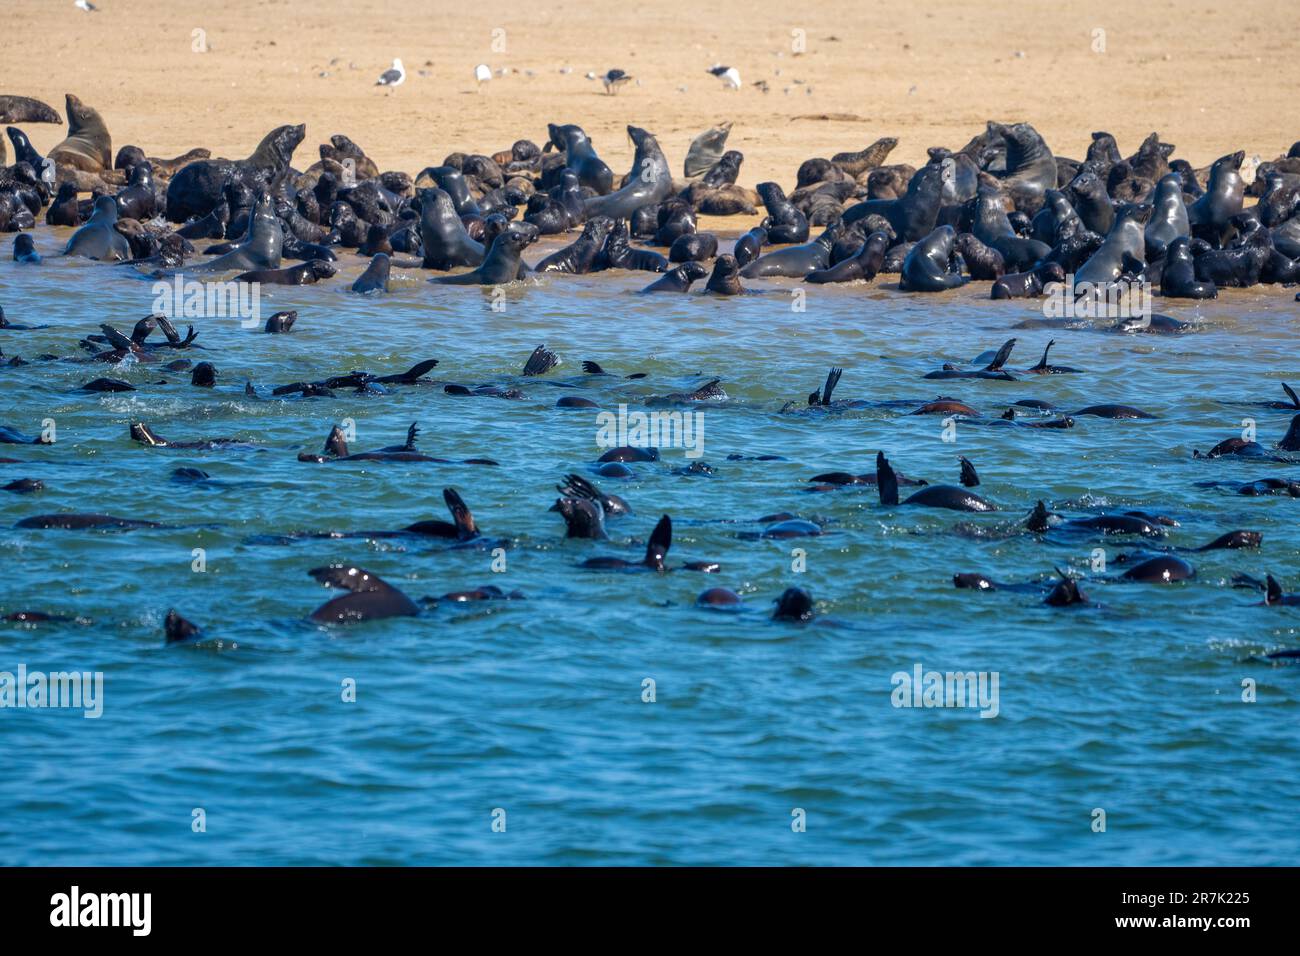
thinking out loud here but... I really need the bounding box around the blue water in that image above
[1,224,1298,865]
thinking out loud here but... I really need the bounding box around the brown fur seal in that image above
[48,94,112,172]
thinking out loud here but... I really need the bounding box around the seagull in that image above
[474,63,492,88]
[375,58,405,88]
[708,64,741,90]
[74,0,98,10]
[601,69,633,95]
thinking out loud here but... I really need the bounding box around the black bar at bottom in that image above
[0,867,1284,939]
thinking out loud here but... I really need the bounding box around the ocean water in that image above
[0,225,1297,866]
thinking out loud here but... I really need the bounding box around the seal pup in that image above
[307,565,419,624]
[63,195,130,261]
[47,94,112,172]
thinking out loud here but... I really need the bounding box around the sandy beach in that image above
[2,0,1298,190]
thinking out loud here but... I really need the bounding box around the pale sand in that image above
[2,0,1297,194]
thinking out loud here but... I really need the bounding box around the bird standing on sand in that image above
[708,64,742,90]
[475,63,492,89]
[601,69,633,95]
[74,0,98,10]
[375,58,405,88]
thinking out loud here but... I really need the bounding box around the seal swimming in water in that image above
[352,253,391,293]
[900,226,967,291]
[235,259,335,285]
[429,222,536,284]
[307,565,419,624]
[772,587,815,621]
[878,452,996,511]
[704,254,744,295]
[63,195,130,261]
[639,261,707,293]
[580,514,673,571]
[584,126,674,220]
[47,94,112,172]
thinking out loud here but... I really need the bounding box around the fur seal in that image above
[0,95,62,125]
[430,222,537,284]
[13,234,39,263]
[683,121,732,178]
[307,565,419,623]
[47,94,112,172]
[740,222,841,278]
[16,513,162,531]
[1074,203,1150,289]
[166,123,305,222]
[598,218,668,272]
[1188,151,1245,242]
[878,452,994,511]
[189,192,282,272]
[352,253,391,293]
[669,232,718,263]
[900,226,967,291]
[733,226,767,266]
[772,588,815,621]
[1160,236,1216,298]
[548,123,614,194]
[581,514,672,571]
[987,121,1056,212]
[236,259,335,285]
[842,159,952,241]
[584,126,674,220]
[419,187,485,269]
[639,261,707,293]
[754,182,809,243]
[804,231,888,283]
[535,217,614,273]
[704,254,744,294]
[63,195,130,261]
[1144,173,1190,258]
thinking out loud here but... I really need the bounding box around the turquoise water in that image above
[1,225,1298,866]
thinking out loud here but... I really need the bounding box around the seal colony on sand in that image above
[3,95,1298,306]
[1,93,1299,656]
